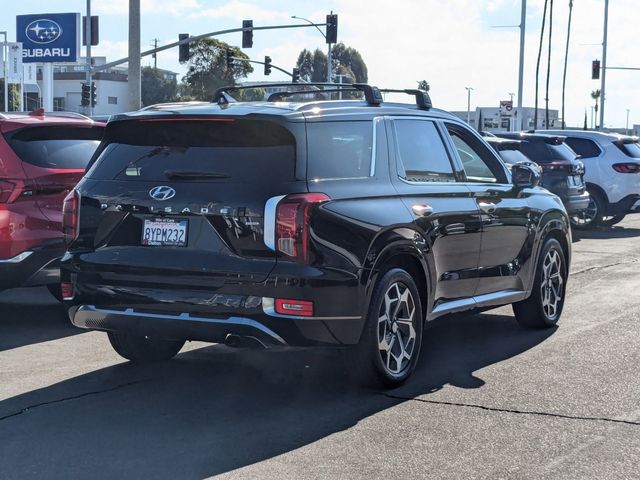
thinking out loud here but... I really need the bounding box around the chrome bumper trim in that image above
[0,251,33,264]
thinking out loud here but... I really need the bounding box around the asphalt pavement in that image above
[1,216,639,479]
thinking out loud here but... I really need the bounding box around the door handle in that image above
[478,201,496,214]
[412,204,434,216]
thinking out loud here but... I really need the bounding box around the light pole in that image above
[1,31,7,111]
[291,15,331,82]
[465,87,474,125]
[599,0,609,131]
[626,109,630,135]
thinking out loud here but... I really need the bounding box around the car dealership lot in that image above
[1,217,639,479]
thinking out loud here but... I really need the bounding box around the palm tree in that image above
[545,0,554,128]
[561,1,574,129]
[534,0,550,129]
[591,89,601,129]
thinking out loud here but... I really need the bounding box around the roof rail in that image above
[379,89,432,110]
[0,112,7,119]
[28,110,93,120]
[212,82,384,106]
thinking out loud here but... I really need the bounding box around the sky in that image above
[2,0,639,128]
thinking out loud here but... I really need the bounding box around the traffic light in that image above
[226,48,234,69]
[242,20,253,48]
[326,13,338,44]
[81,83,90,107]
[91,83,97,107]
[292,67,300,83]
[592,59,601,80]
[179,33,190,63]
[264,56,272,76]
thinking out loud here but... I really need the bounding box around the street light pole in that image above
[1,31,7,111]
[128,0,141,111]
[465,86,474,125]
[291,15,331,82]
[599,0,609,131]
[517,0,526,131]
[85,0,92,116]
[626,109,630,135]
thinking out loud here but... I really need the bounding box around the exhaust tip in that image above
[224,333,266,349]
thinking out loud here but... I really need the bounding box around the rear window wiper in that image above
[164,169,231,180]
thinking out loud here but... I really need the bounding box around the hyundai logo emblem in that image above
[149,186,176,201]
[25,19,63,44]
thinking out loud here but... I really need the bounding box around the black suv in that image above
[494,132,590,215]
[61,83,571,386]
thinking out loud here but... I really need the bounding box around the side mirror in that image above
[512,161,542,188]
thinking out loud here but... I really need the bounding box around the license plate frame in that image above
[568,175,583,187]
[141,218,188,247]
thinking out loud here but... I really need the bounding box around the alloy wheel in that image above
[377,282,417,376]
[570,197,597,226]
[540,248,564,320]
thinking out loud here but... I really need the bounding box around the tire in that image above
[350,268,423,388]
[46,284,63,302]
[513,238,567,328]
[570,190,621,229]
[107,332,185,362]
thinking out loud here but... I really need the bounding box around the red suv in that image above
[0,110,104,299]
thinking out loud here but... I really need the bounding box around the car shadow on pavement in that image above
[0,312,555,479]
[0,287,82,352]
[572,226,640,240]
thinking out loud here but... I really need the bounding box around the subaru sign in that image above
[16,13,80,63]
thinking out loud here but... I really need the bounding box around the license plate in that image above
[568,175,583,187]
[141,218,188,247]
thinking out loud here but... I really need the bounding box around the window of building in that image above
[53,97,66,111]
[108,96,118,105]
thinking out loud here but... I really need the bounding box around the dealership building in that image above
[451,106,560,132]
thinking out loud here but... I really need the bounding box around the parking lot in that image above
[1,216,639,479]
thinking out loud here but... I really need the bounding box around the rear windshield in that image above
[86,119,296,182]
[5,125,103,169]
[519,140,576,163]
[498,149,530,165]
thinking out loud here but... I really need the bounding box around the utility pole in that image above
[465,86,474,125]
[599,0,609,131]
[151,38,158,69]
[85,0,93,116]
[517,0,526,131]
[128,0,141,111]
[626,109,630,135]
[1,31,7,111]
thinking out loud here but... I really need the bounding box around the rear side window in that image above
[498,149,531,165]
[393,119,455,182]
[520,140,575,163]
[5,125,103,169]
[614,141,640,158]
[86,119,296,182]
[307,121,373,180]
[564,137,601,158]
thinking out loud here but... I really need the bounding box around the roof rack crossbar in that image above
[213,82,384,106]
[379,89,432,110]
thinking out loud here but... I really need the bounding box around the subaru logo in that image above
[25,19,63,44]
[149,186,176,201]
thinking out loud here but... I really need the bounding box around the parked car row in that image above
[0,87,635,387]
[482,129,640,229]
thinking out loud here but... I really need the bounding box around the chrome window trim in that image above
[263,194,286,251]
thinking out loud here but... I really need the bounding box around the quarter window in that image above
[446,125,507,183]
[393,119,455,182]
[564,137,601,158]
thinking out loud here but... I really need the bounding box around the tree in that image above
[295,43,368,84]
[141,66,178,106]
[180,38,253,101]
[417,80,430,92]
[0,81,23,111]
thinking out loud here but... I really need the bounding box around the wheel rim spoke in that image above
[540,248,564,320]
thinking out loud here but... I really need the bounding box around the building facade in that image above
[451,106,560,132]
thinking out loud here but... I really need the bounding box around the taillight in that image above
[274,193,330,262]
[62,189,80,247]
[60,282,74,300]
[612,163,640,174]
[540,160,572,172]
[275,298,314,317]
[0,180,15,204]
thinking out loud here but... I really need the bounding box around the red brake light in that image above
[612,163,640,174]
[62,189,80,247]
[60,282,74,300]
[0,180,16,204]
[275,193,330,263]
[275,298,314,317]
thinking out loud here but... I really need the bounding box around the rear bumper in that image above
[608,194,640,215]
[563,191,591,214]
[66,302,364,347]
[0,245,63,290]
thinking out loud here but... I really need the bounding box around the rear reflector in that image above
[612,163,640,174]
[275,299,314,317]
[60,282,74,300]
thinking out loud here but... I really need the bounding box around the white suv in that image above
[538,130,640,228]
